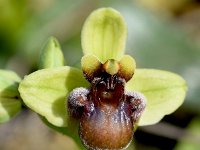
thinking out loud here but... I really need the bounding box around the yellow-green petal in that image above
[81,55,102,81]
[19,66,89,127]
[81,8,127,62]
[39,37,65,69]
[126,69,187,126]
[0,70,21,123]
[118,55,136,81]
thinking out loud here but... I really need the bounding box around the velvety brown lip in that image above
[79,102,134,150]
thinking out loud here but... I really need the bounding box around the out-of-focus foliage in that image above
[175,118,200,150]
[135,0,190,15]
[0,0,27,66]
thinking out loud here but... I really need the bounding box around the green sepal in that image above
[81,8,127,62]
[0,98,21,123]
[0,70,22,123]
[19,66,89,127]
[126,69,187,126]
[39,36,65,69]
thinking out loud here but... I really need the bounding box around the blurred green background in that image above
[0,0,200,149]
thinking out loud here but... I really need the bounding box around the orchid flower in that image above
[0,7,186,150]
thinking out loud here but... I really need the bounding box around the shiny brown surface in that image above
[79,102,133,150]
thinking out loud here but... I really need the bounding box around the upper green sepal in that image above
[81,8,127,62]
[39,37,65,69]
[126,69,187,126]
[19,66,89,127]
[0,70,22,123]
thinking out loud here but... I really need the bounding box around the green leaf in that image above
[126,69,187,126]
[39,37,65,69]
[19,66,89,127]
[0,70,21,123]
[81,7,127,62]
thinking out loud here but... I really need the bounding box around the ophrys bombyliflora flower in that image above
[19,7,187,150]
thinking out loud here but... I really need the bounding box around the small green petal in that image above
[39,37,65,69]
[81,55,102,81]
[118,55,136,81]
[19,66,89,127]
[126,69,187,126]
[0,70,21,123]
[81,8,127,62]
